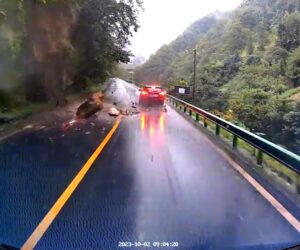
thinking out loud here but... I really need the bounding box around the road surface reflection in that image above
[140,111,166,136]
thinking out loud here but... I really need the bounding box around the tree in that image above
[0,0,26,108]
[237,5,263,29]
[231,89,272,132]
[194,84,228,112]
[278,12,300,51]
[224,21,249,54]
[0,0,143,106]
[286,46,300,87]
[282,105,300,153]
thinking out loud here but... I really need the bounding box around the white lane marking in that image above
[170,103,300,233]
[205,130,300,233]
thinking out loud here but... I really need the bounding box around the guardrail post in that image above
[189,109,192,116]
[232,134,238,148]
[232,122,239,148]
[167,94,300,175]
[204,118,208,128]
[257,150,263,165]
[215,124,220,136]
[296,176,300,194]
[249,129,256,156]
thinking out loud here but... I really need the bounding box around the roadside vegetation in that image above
[0,0,142,123]
[135,0,300,155]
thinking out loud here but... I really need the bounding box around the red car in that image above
[139,85,166,107]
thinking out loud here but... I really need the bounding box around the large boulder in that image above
[76,92,104,119]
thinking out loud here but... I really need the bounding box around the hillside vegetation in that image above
[135,0,300,154]
[0,0,142,113]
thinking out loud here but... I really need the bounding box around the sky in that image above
[129,0,243,59]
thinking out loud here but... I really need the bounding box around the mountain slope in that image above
[134,14,219,83]
[135,0,300,154]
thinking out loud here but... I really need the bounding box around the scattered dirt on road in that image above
[0,80,141,141]
[0,94,118,141]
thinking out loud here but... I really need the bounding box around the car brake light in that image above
[141,90,148,95]
[159,91,166,96]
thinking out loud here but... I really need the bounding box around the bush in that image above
[0,90,13,109]
[286,47,300,87]
[195,84,228,111]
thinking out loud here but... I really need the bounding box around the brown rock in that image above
[108,107,120,116]
[89,92,104,105]
[76,92,104,119]
[121,108,131,115]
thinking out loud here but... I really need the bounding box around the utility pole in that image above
[192,49,196,103]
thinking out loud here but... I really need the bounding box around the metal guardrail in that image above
[167,94,300,175]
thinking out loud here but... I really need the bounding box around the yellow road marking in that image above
[22,117,122,250]
[204,133,300,233]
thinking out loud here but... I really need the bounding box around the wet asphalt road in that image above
[1,79,300,250]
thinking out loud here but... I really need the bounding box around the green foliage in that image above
[278,12,300,51]
[224,21,250,54]
[136,0,300,153]
[236,5,263,29]
[72,0,142,83]
[231,89,272,131]
[282,105,300,153]
[286,47,300,86]
[134,14,218,84]
[0,0,142,107]
[0,90,13,108]
[0,0,26,95]
[174,79,188,86]
[195,84,228,111]
[225,64,287,94]
[112,65,131,81]
[280,86,300,100]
